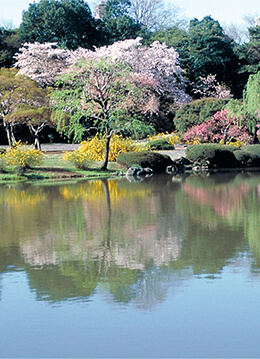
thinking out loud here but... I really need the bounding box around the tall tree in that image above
[15,38,191,106]
[243,71,260,140]
[0,27,21,68]
[183,17,239,94]
[245,25,260,74]
[52,58,158,169]
[19,0,99,50]
[15,38,191,135]
[232,25,260,95]
[129,0,185,31]
[99,0,142,44]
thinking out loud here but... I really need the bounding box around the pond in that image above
[0,171,260,358]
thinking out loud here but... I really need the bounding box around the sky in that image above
[0,0,259,28]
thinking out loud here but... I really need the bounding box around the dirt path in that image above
[1,143,187,159]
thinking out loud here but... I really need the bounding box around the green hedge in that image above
[174,98,229,134]
[186,144,260,168]
[186,144,238,168]
[147,139,175,150]
[116,151,173,173]
[234,145,260,167]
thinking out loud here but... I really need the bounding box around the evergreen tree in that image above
[19,0,99,50]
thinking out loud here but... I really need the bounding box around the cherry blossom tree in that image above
[14,42,73,87]
[52,57,158,170]
[15,38,191,106]
[192,74,233,99]
[92,37,191,106]
[182,110,253,145]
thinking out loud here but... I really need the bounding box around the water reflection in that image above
[0,172,259,306]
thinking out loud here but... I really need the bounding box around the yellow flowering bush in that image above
[184,138,200,145]
[147,131,181,146]
[63,148,91,170]
[63,134,142,169]
[219,138,245,147]
[5,141,42,169]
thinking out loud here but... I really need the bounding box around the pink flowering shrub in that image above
[183,110,253,145]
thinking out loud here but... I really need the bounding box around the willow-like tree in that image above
[226,71,260,141]
[52,57,158,170]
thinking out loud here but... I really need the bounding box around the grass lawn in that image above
[0,152,126,183]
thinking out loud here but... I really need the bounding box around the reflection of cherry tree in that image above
[60,179,184,269]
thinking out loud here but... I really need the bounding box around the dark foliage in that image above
[117,151,173,172]
[174,98,229,134]
[19,0,99,49]
[186,144,238,168]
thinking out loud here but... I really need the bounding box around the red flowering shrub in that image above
[183,110,253,145]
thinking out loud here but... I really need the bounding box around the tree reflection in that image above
[0,172,259,306]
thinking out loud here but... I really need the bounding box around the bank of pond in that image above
[0,143,260,183]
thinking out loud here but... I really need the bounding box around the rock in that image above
[125,167,153,182]
[167,157,192,174]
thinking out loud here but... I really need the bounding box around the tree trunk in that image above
[34,135,41,151]
[101,134,112,170]
[3,120,16,146]
[10,125,16,145]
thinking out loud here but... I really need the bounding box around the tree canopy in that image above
[150,16,241,97]
[98,0,142,44]
[0,27,21,68]
[0,68,51,146]
[19,0,99,49]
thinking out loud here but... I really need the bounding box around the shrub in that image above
[174,98,229,134]
[63,134,142,169]
[147,138,175,150]
[116,151,173,172]
[186,144,238,168]
[63,150,91,170]
[147,132,181,146]
[5,142,42,170]
[183,110,253,145]
[0,152,7,173]
[242,144,260,157]
[234,145,260,167]
[234,150,260,167]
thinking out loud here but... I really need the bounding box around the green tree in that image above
[225,71,260,142]
[6,104,52,150]
[182,17,239,96]
[52,58,157,169]
[99,0,142,44]
[0,27,21,68]
[0,68,50,146]
[149,26,187,48]
[19,0,99,50]
[233,25,260,94]
[148,16,241,97]
[244,25,260,74]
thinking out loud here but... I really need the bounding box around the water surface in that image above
[0,172,260,358]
